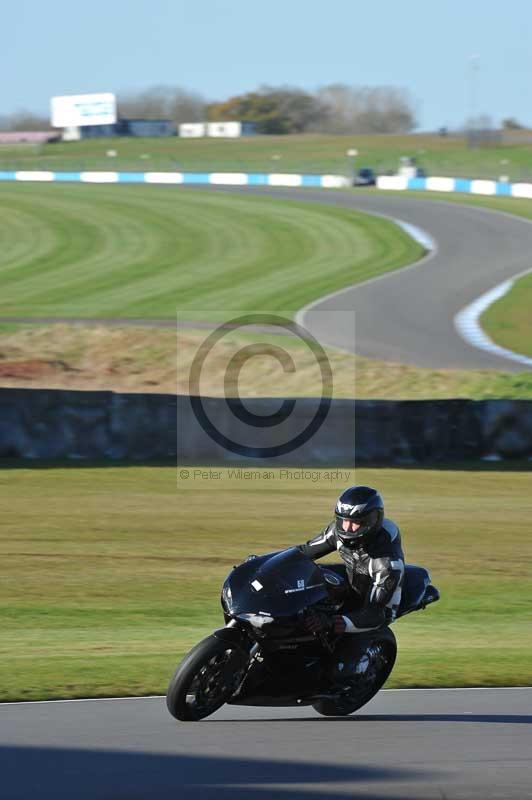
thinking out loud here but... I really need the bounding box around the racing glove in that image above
[303,611,347,635]
[302,610,332,634]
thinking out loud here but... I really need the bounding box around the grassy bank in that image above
[1,324,532,397]
[3,132,532,181]
[1,465,530,701]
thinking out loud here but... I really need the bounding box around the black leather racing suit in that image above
[298,518,405,632]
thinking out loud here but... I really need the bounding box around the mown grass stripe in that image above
[0,183,422,319]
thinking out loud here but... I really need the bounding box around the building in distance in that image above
[51,92,176,140]
[179,121,257,138]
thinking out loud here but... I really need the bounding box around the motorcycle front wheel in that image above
[166,635,248,721]
[312,627,397,717]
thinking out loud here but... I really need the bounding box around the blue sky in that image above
[3,0,532,130]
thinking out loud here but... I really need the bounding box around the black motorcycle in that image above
[166,547,439,721]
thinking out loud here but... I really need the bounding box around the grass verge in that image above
[1,465,530,700]
[0,182,421,318]
[1,324,532,397]
[0,325,532,400]
[3,132,532,181]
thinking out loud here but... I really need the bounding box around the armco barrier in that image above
[1,388,531,463]
[0,171,350,188]
[376,174,532,197]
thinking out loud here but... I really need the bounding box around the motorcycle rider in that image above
[297,485,405,637]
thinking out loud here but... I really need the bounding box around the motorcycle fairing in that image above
[222,547,329,618]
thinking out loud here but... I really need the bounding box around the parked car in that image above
[353,167,377,186]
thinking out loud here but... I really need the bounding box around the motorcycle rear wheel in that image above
[312,628,397,717]
[166,635,247,721]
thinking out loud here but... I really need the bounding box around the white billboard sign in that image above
[51,93,117,128]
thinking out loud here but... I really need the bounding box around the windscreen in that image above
[224,547,328,617]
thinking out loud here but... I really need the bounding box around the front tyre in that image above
[166,635,247,721]
[313,628,397,717]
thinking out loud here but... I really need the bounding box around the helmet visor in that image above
[335,508,380,543]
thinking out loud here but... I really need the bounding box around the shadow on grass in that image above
[0,746,426,800]
[1,459,531,471]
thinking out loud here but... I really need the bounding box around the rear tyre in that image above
[312,628,397,717]
[166,635,248,721]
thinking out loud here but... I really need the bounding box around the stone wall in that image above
[0,388,531,464]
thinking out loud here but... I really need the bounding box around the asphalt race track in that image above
[210,186,532,372]
[1,688,530,799]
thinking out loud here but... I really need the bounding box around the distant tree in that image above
[169,88,207,123]
[207,95,245,123]
[207,86,326,134]
[502,117,523,130]
[0,110,50,131]
[314,85,417,134]
[118,86,206,123]
[0,83,419,136]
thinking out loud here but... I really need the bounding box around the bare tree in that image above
[314,85,417,134]
[0,110,50,131]
[312,84,356,133]
[169,88,207,123]
[118,86,206,123]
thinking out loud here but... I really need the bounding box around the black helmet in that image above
[335,486,384,548]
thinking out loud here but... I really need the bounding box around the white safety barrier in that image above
[4,170,532,198]
[0,170,351,189]
[376,174,527,198]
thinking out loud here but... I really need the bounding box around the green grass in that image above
[0,182,422,319]
[0,465,530,701]
[482,272,532,356]
[4,132,532,181]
